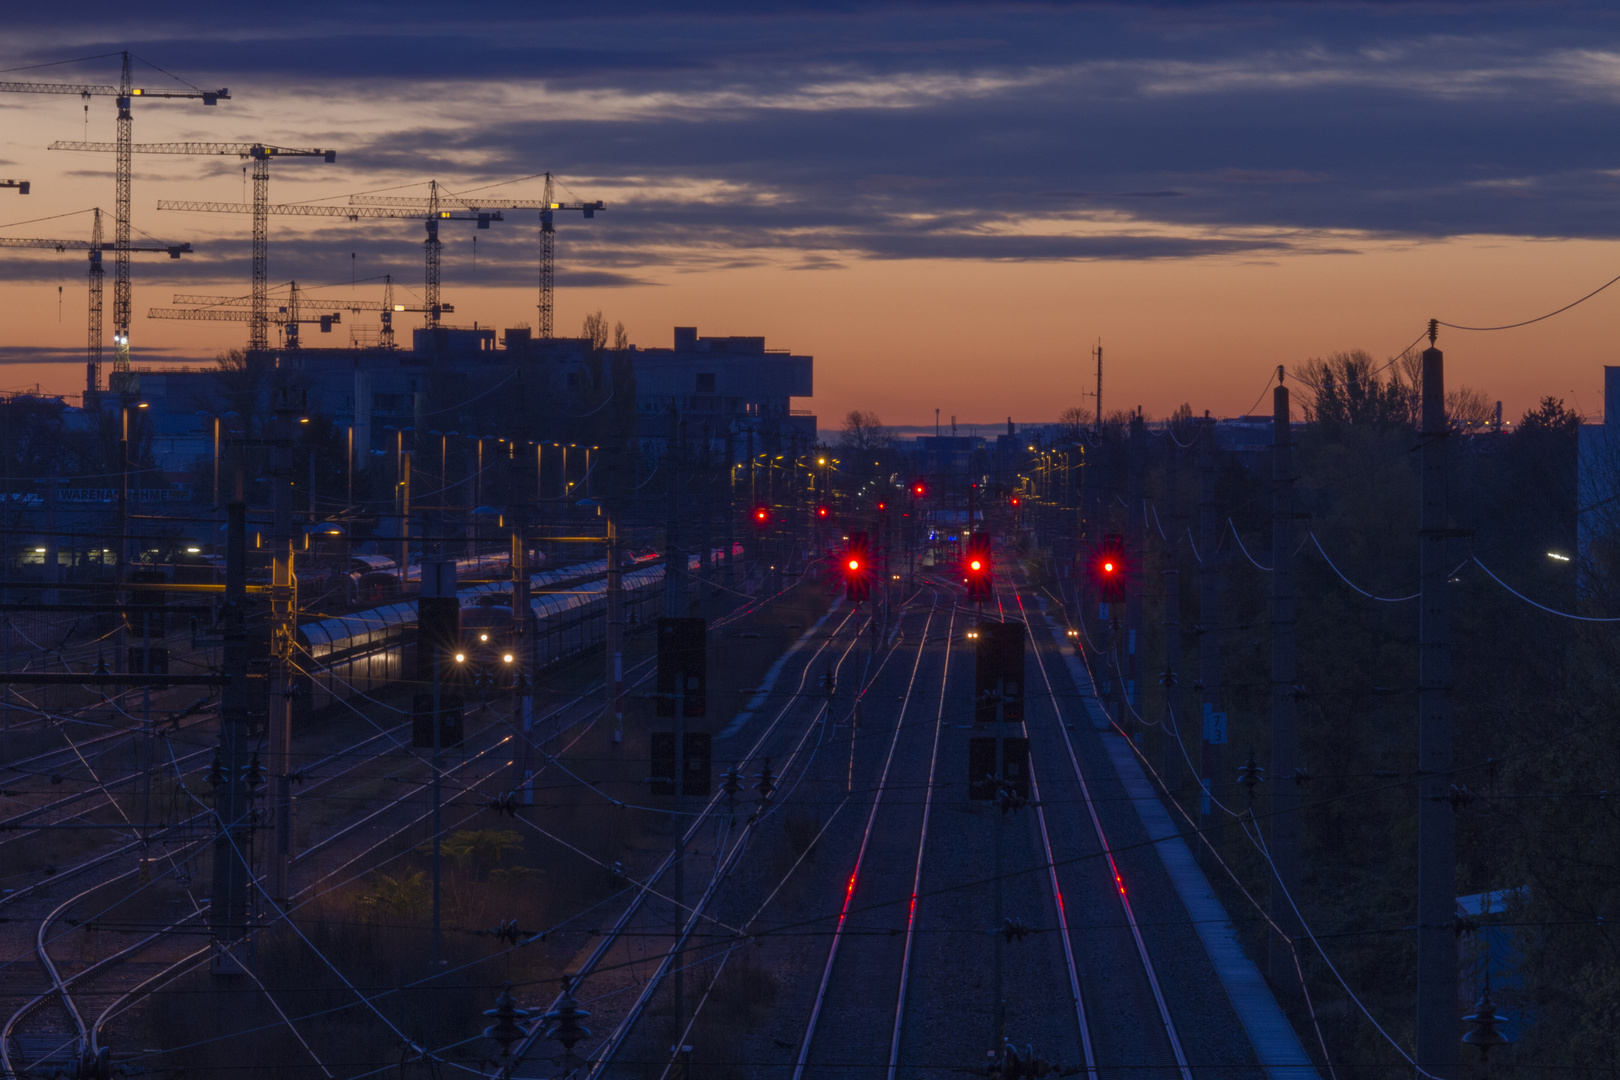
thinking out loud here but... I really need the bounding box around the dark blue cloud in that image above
[5,0,1620,282]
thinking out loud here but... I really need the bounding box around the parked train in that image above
[291,546,739,716]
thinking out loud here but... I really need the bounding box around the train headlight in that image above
[479,633,489,642]
[502,653,514,664]
[454,652,466,663]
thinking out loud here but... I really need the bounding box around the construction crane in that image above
[173,274,446,349]
[0,207,192,396]
[151,279,341,350]
[52,141,335,352]
[348,172,604,339]
[157,193,498,344]
[1,52,228,378]
[0,180,30,194]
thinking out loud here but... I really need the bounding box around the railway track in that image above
[506,600,870,1077]
[2,576,814,1077]
[788,591,948,1080]
[1007,581,1192,1080]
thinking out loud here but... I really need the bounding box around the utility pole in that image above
[723,428,736,592]
[1269,378,1301,988]
[511,444,533,782]
[269,386,302,907]
[421,559,457,966]
[699,428,713,616]
[1197,414,1223,824]
[1127,412,1144,727]
[1161,432,1184,790]
[210,501,251,975]
[665,407,683,617]
[606,508,623,744]
[1415,324,1457,1080]
[400,449,412,577]
[1094,343,1103,438]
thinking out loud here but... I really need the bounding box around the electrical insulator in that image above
[541,984,592,1054]
[206,747,224,787]
[1463,984,1512,1056]
[483,982,532,1056]
[754,757,776,809]
[1237,752,1265,802]
[243,751,264,790]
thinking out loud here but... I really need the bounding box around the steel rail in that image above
[574,606,870,1076]
[791,596,940,1080]
[1013,585,1194,1080]
[885,596,956,1077]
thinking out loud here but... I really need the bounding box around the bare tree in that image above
[1056,405,1090,443]
[582,310,609,351]
[840,409,892,453]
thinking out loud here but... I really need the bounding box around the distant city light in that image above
[186,547,201,554]
[1547,552,1571,562]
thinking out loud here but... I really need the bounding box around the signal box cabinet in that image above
[657,617,707,718]
[967,735,1030,801]
[650,730,712,797]
[412,693,465,749]
[974,620,1026,723]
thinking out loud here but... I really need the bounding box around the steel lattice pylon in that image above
[89,209,104,394]
[539,172,554,339]
[113,54,132,381]
[56,141,333,355]
[251,154,271,351]
[425,180,442,331]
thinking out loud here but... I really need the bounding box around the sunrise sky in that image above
[4,2,1620,427]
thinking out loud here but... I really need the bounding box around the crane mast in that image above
[90,209,103,397]
[346,174,603,342]
[540,172,554,339]
[54,141,334,353]
[114,53,132,381]
[2,52,227,387]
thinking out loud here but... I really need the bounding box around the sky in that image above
[3,1,1620,427]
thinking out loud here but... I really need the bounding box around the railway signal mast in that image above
[843,532,872,603]
[964,532,993,602]
[1090,534,1128,722]
[0,180,29,194]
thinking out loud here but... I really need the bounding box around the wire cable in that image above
[1437,271,1620,333]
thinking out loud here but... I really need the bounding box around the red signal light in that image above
[1092,534,1127,603]
[844,532,871,602]
[970,559,982,571]
[876,501,887,512]
[817,505,829,518]
[1010,496,1020,507]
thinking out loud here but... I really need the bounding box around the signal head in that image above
[970,559,982,572]
[817,505,829,518]
[848,558,860,571]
